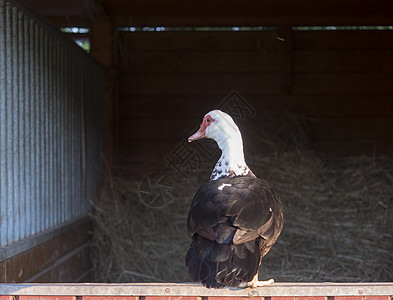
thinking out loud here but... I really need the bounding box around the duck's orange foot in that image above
[239,274,274,288]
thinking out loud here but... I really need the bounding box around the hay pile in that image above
[91,112,393,283]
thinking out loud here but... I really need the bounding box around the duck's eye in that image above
[204,115,214,126]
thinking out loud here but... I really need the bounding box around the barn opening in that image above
[0,0,392,289]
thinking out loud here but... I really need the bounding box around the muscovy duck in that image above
[185,110,283,288]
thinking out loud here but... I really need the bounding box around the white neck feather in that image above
[210,129,252,181]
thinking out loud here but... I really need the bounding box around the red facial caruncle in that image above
[188,114,215,142]
[200,114,215,131]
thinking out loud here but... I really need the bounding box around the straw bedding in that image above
[91,112,393,283]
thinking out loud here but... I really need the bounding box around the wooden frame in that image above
[0,282,393,297]
[0,218,92,283]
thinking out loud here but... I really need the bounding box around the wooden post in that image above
[89,14,118,167]
[277,25,294,94]
[89,17,113,67]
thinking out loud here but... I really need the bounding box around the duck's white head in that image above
[188,110,241,144]
[188,110,254,180]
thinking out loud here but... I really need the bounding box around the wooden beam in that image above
[89,15,119,166]
[26,0,393,26]
[45,16,89,27]
[89,17,113,67]
[0,218,92,283]
[277,26,294,94]
[0,282,393,297]
[24,0,87,16]
[115,15,393,27]
[109,0,393,26]
[102,0,393,18]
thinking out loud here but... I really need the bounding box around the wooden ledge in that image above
[0,282,392,297]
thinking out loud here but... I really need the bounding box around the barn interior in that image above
[0,0,393,284]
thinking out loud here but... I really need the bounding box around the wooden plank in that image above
[293,73,393,94]
[277,26,294,93]
[76,270,92,283]
[119,95,225,119]
[107,0,393,26]
[117,24,393,159]
[312,139,393,155]
[26,243,91,283]
[45,16,89,27]
[144,297,200,300]
[120,51,279,74]
[119,94,393,158]
[18,297,76,300]
[89,18,114,67]
[333,297,392,300]
[121,118,196,141]
[120,70,393,98]
[0,262,5,282]
[266,298,327,300]
[0,217,90,264]
[286,95,393,117]
[105,0,393,17]
[121,31,278,52]
[1,282,393,297]
[295,50,393,73]
[122,116,393,145]
[307,116,393,139]
[81,297,138,300]
[0,220,92,283]
[120,94,393,119]
[115,14,393,27]
[120,74,280,96]
[89,17,118,166]
[294,31,393,51]
[208,297,264,300]
[120,137,196,151]
[27,0,393,26]
[119,141,178,168]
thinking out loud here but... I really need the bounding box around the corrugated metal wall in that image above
[0,0,105,246]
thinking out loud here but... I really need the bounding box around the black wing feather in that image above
[186,176,283,288]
